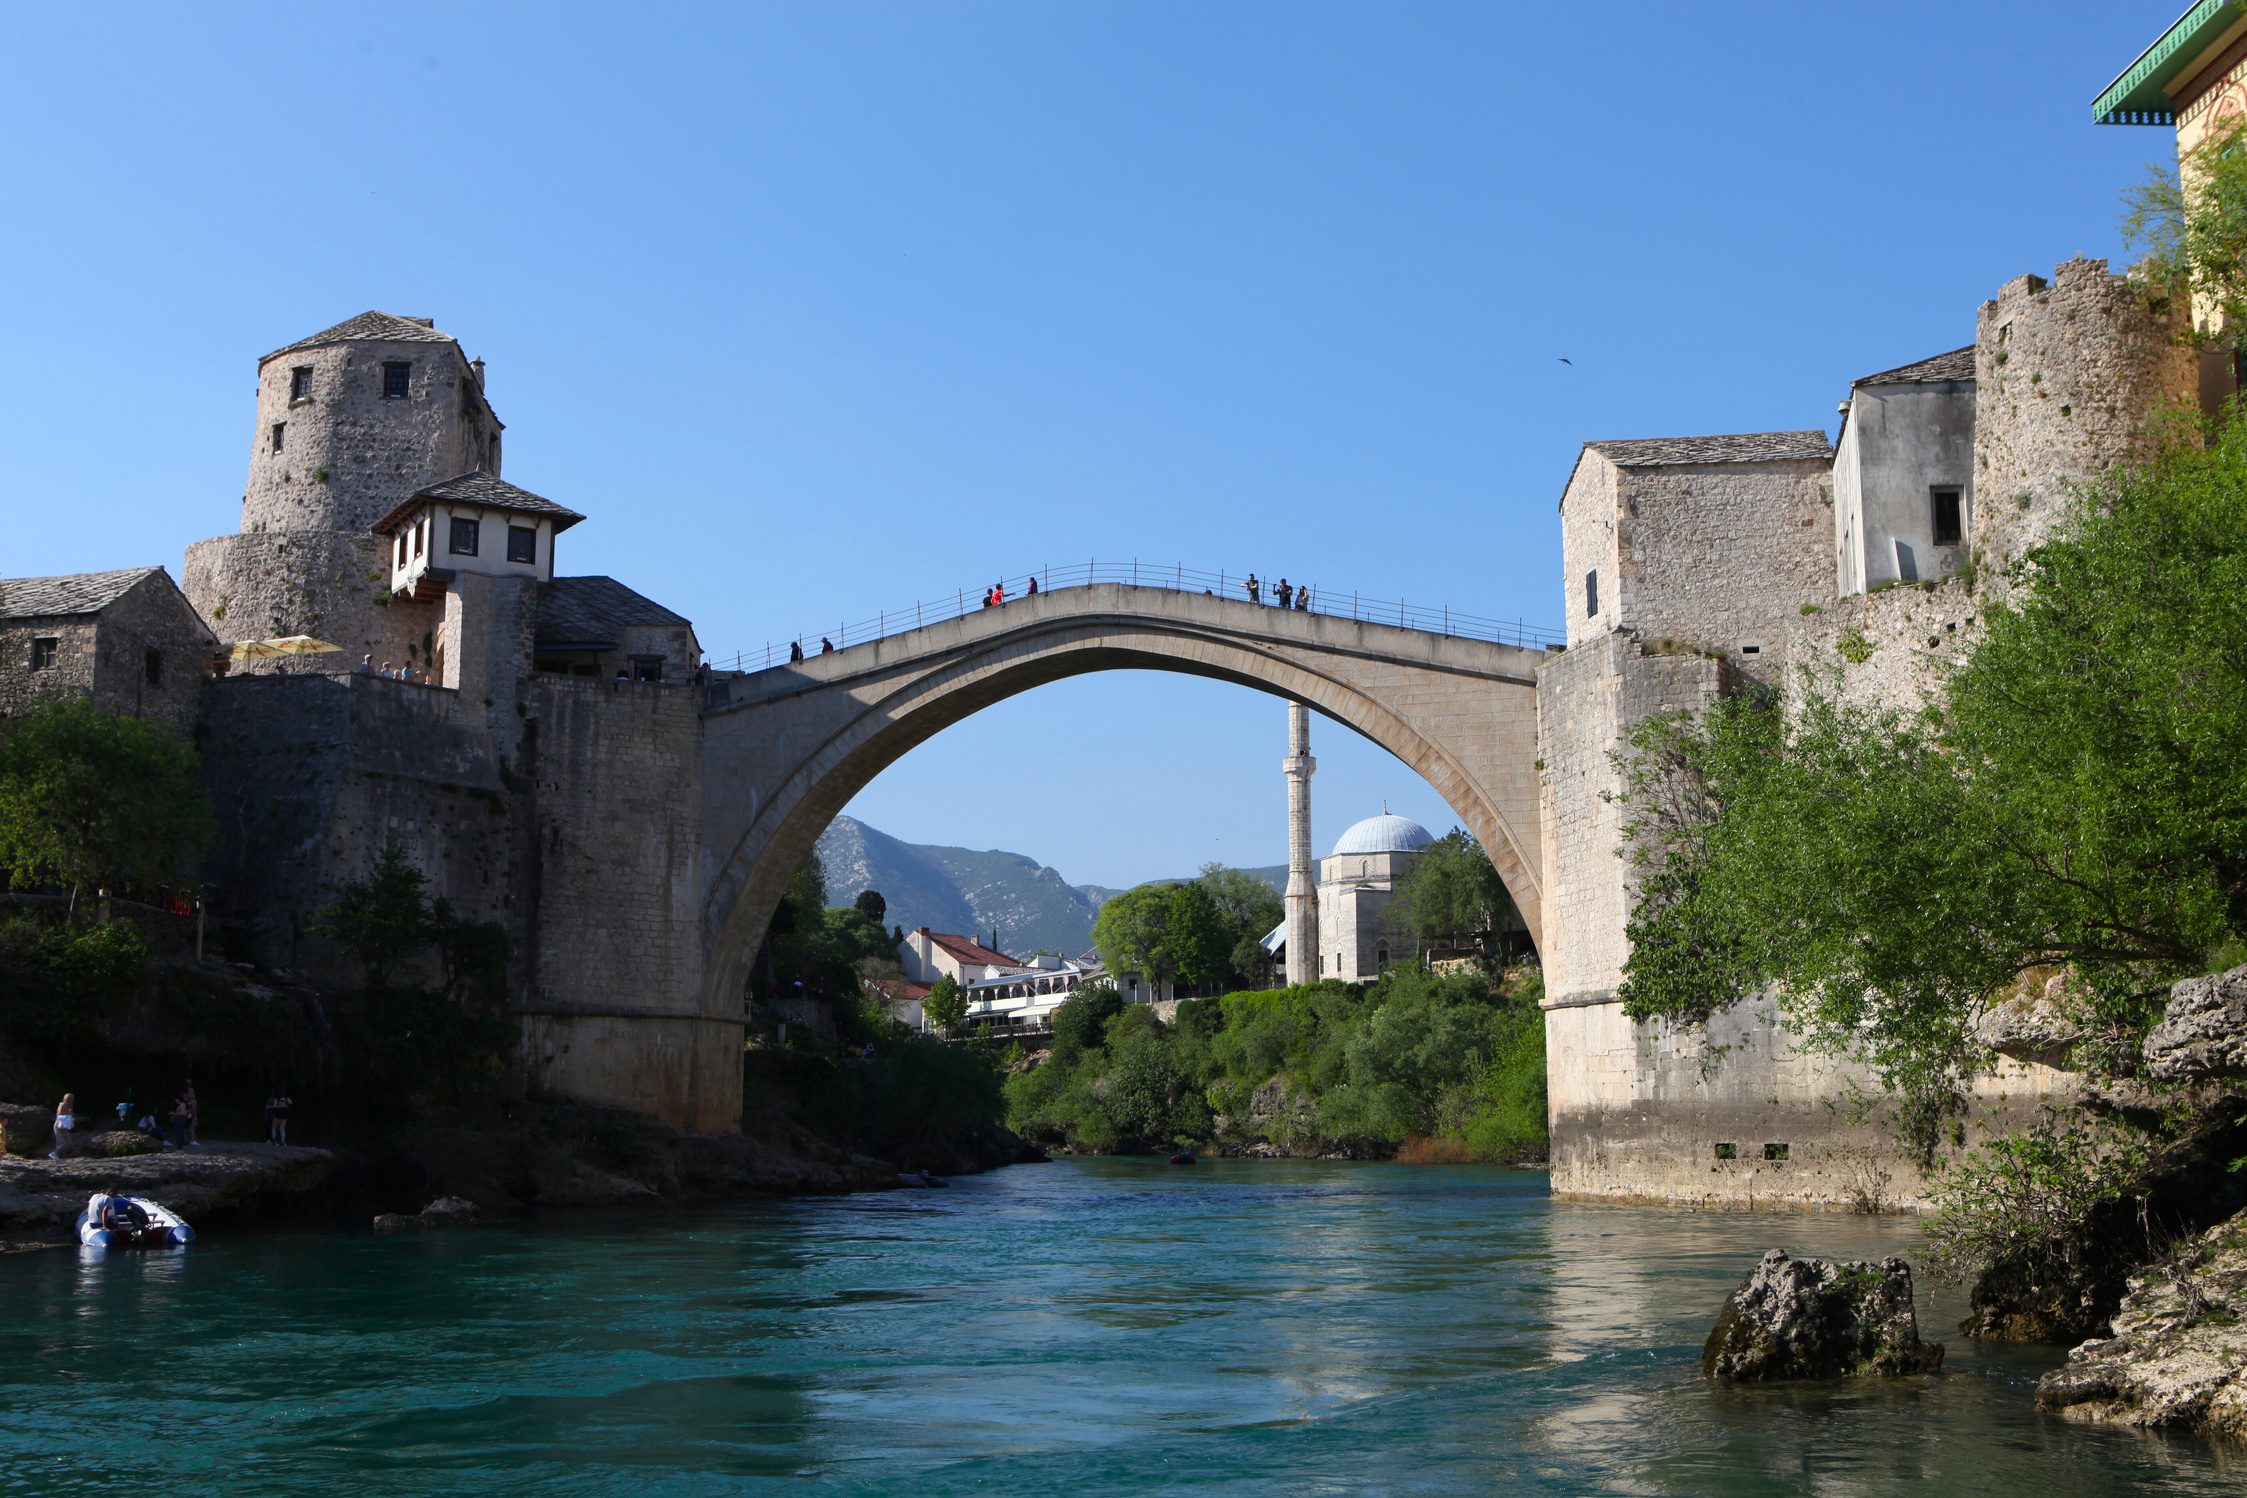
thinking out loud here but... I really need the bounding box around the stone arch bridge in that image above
[698,582,1549,1023]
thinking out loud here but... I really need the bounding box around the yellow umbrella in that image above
[230,635,342,661]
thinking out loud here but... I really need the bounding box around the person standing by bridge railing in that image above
[1275,578,1294,609]
[1244,573,1261,605]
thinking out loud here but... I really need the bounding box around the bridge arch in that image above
[698,582,1547,1016]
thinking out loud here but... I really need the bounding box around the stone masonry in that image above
[0,567,214,729]
[1972,259,2196,594]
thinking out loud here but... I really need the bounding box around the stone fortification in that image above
[516,674,729,1133]
[1972,259,2195,592]
[186,312,504,675]
[1536,634,1725,1012]
[1540,258,2202,1211]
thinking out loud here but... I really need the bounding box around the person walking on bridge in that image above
[1243,573,1261,605]
[992,581,1006,606]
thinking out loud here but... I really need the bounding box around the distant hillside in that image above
[814,817,1285,959]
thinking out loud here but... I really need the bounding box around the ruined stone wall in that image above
[517,675,732,1132]
[245,336,497,535]
[184,531,442,676]
[0,573,215,728]
[1616,459,1833,686]
[1973,258,2197,593]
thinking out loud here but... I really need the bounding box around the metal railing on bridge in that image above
[710,561,1565,674]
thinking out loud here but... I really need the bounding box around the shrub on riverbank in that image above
[1004,965,1546,1161]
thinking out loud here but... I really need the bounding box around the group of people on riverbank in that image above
[1241,575,1311,611]
[37,1081,295,1159]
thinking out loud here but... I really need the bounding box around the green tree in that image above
[1389,828,1521,957]
[1615,413,2247,1152]
[923,974,966,1033]
[1161,880,1234,990]
[0,698,214,908]
[1197,862,1284,987]
[1092,884,1175,988]
[310,839,437,990]
[854,889,887,924]
[1048,980,1123,1065]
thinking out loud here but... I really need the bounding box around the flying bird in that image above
[1558,358,1572,365]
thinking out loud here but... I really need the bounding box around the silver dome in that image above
[1330,812,1435,857]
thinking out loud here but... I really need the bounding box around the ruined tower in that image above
[183,311,505,670]
[1283,700,1319,986]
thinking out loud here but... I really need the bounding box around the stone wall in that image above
[1614,459,1834,685]
[1547,998,2076,1211]
[245,334,498,536]
[1835,377,1976,595]
[1559,451,1620,646]
[1973,258,2196,594]
[195,673,514,980]
[516,674,731,1132]
[1535,634,1727,1011]
[184,529,443,677]
[1786,579,1982,715]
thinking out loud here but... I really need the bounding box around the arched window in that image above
[1375,942,1390,968]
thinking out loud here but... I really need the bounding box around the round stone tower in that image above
[185,312,505,671]
[1972,259,2196,591]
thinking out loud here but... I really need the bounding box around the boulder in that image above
[2144,963,2247,1084]
[375,1195,483,1230]
[1977,974,2088,1069]
[2038,1211,2247,1436]
[1704,1249,1944,1378]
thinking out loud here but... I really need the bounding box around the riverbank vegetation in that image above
[1003,964,1545,1161]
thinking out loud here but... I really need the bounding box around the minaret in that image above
[1283,701,1319,986]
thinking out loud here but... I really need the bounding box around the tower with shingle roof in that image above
[183,311,506,672]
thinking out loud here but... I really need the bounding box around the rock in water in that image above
[2038,1212,2247,1436]
[1704,1249,1944,1378]
[419,1196,479,1222]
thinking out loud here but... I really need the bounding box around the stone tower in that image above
[1972,259,2196,592]
[183,311,504,671]
[1283,701,1319,986]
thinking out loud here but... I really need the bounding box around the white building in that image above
[962,951,1106,1033]
[1287,809,1433,980]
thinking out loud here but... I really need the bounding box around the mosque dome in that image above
[1330,811,1435,857]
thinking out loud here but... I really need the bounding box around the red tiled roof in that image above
[867,978,933,1002]
[928,932,1017,966]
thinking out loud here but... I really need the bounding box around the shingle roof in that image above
[262,311,458,364]
[1582,431,1834,467]
[535,576,693,650]
[929,932,1019,967]
[1854,346,1976,387]
[370,470,586,536]
[0,566,167,620]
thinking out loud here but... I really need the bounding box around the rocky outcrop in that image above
[2038,1212,2247,1436]
[2145,963,2247,1084]
[374,1195,482,1230]
[1207,1077,1390,1160]
[1704,1249,1944,1378]
[1976,973,2089,1070]
[0,1142,335,1243]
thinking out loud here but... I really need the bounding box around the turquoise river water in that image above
[2,1158,2241,1496]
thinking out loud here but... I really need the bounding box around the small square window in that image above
[450,517,480,556]
[290,367,311,400]
[30,637,58,671]
[382,363,411,399]
[270,422,285,453]
[507,525,536,564]
[632,655,665,682]
[1712,1142,1738,1160]
[1931,488,1963,545]
[1763,1142,1790,1161]
[144,648,162,687]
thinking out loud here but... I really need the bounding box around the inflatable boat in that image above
[76,1193,194,1249]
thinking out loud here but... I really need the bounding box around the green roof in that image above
[2095,0,2244,124]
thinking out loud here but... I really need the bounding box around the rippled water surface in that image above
[2,1158,2240,1495]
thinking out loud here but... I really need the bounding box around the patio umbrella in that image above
[229,635,342,661]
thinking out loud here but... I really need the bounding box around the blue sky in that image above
[0,2,2186,889]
